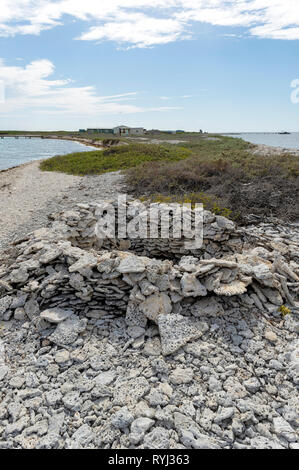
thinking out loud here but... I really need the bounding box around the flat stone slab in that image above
[0,364,9,381]
[117,255,147,274]
[40,308,72,324]
[139,293,172,322]
[49,316,87,345]
[157,314,207,356]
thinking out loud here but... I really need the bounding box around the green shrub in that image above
[40,144,192,176]
[279,305,291,316]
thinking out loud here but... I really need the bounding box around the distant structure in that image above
[82,126,145,136]
[113,125,145,136]
[145,129,187,135]
[85,128,114,134]
[80,127,189,136]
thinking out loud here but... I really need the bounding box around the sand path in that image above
[0,161,82,248]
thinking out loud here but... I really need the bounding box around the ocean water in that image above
[0,137,96,171]
[227,132,299,149]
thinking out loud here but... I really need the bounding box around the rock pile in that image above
[48,199,242,259]
[0,200,298,449]
[47,199,299,263]
[0,200,298,355]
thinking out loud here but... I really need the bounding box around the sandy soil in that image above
[251,144,299,156]
[0,159,126,251]
[0,161,82,248]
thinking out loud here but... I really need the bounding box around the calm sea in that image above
[0,137,96,171]
[227,132,299,149]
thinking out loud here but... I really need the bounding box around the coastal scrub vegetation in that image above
[128,154,299,221]
[40,134,299,222]
[40,143,192,175]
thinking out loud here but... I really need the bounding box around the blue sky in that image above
[0,0,298,132]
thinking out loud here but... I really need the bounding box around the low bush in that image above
[126,153,299,221]
[40,143,192,175]
[40,134,299,222]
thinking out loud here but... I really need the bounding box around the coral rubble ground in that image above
[0,198,298,449]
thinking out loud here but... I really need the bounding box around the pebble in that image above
[0,188,298,450]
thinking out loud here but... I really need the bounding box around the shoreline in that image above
[1,134,298,175]
[250,143,299,156]
[0,135,298,249]
[0,136,101,174]
[0,133,103,148]
[224,134,299,155]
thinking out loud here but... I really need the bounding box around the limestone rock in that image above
[143,427,170,449]
[49,316,87,346]
[40,308,72,324]
[190,297,224,317]
[180,273,207,297]
[69,253,98,276]
[0,296,12,317]
[117,255,147,274]
[273,417,297,443]
[139,293,172,322]
[10,267,29,284]
[130,418,155,445]
[264,329,278,343]
[143,337,162,356]
[158,314,207,356]
[170,368,194,385]
[54,350,71,364]
[39,248,61,264]
[214,280,248,296]
[0,365,9,381]
[24,298,39,320]
[111,407,134,430]
[69,424,95,448]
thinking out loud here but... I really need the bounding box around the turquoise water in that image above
[227,132,299,149]
[0,137,96,171]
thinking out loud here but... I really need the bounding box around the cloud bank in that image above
[0,58,178,117]
[0,1,299,48]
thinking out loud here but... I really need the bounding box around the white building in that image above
[83,126,146,136]
[129,127,145,136]
[113,126,145,136]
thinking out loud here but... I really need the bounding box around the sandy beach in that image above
[0,160,82,248]
[250,144,299,157]
[0,159,125,251]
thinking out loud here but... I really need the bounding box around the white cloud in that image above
[78,13,186,48]
[0,1,299,47]
[0,58,177,116]
[160,94,195,100]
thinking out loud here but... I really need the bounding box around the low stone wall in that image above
[0,200,298,356]
[48,199,244,260]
